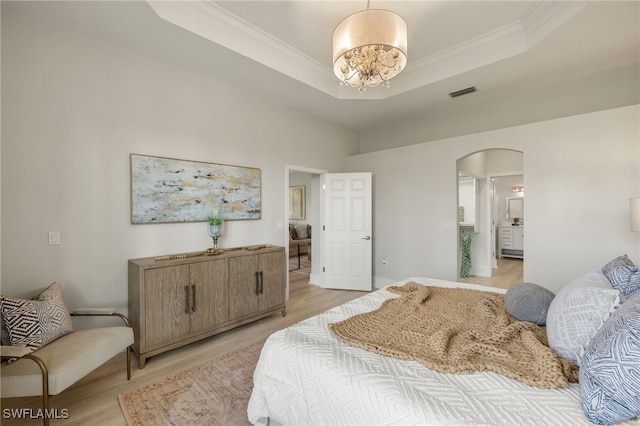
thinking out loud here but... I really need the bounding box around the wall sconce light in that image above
[512,186,524,193]
[631,198,640,232]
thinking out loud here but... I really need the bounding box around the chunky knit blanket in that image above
[329,282,578,388]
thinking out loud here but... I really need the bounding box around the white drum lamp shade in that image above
[333,9,407,90]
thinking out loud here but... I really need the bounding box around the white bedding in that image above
[247,277,638,425]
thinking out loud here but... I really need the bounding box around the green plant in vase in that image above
[208,215,223,227]
[206,213,224,254]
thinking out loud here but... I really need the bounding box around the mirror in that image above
[458,175,482,232]
[506,197,524,220]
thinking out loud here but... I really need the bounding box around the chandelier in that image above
[332,1,407,91]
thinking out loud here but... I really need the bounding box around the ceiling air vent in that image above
[449,86,477,98]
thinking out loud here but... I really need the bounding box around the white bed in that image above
[247,277,639,426]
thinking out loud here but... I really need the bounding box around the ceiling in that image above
[6,1,640,145]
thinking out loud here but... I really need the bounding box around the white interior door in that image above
[322,173,372,291]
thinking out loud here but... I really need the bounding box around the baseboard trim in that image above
[469,265,492,278]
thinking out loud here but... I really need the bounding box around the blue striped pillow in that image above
[602,255,640,298]
[580,292,640,424]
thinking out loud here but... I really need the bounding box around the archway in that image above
[456,149,524,287]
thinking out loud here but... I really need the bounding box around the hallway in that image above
[459,257,523,290]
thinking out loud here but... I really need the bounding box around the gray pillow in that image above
[504,282,555,325]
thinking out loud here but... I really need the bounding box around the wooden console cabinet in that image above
[128,245,286,368]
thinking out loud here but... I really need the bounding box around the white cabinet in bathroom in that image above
[499,225,523,259]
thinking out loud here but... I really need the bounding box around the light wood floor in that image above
[287,256,523,290]
[459,257,524,289]
[0,275,367,426]
[2,262,520,425]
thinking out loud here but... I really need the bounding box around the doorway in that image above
[285,167,373,293]
[288,171,314,279]
[285,165,325,296]
[456,150,524,289]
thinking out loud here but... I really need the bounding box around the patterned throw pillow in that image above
[602,254,640,298]
[546,270,620,366]
[0,282,74,351]
[580,292,640,424]
[1,319,9,346]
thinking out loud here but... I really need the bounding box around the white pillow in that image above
[546,270,620,366]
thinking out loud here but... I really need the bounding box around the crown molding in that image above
[146,0,586,101]
[521,0,587,48]
[147,0,339,96]
[392,20,527,97]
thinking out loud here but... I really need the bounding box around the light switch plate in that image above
[48,231,61,246]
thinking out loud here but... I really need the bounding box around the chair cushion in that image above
[1,326,133,396]
[0,283,74,351]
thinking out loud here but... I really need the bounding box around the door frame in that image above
[456,149,523,281]
[486,172,524,271]
[285,165,327,298]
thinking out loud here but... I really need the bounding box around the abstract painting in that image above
[130,154,261,224]
[288,185,306,220]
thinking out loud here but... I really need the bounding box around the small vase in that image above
[207,220,224,252]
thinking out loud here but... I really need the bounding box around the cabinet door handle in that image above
[191,284,196,313]
[255,271,260,295]
[259,271,264,294]
[184,285,190,314]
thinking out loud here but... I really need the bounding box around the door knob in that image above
[362,236,371,240]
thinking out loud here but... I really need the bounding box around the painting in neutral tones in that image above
[289,185,306,220]
[131,154,261,224]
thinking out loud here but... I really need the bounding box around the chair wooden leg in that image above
[42,394,49,426]
[126,346,132,380]
[24,354,49,426]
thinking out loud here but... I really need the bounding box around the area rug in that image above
[119,340,264,426]
[289,256,311,275]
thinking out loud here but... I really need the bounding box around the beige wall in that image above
[2,5,639,312]
[349,105,640,293]
[0,6,358,312]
